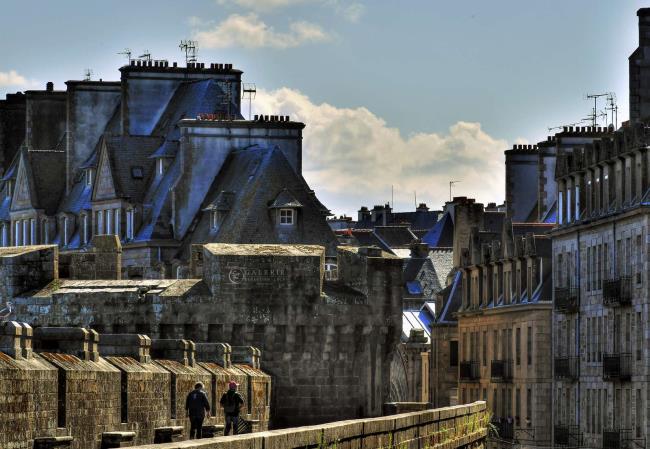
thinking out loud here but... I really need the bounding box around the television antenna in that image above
[84,69,93,81]
[138,50,152,61]
[118,48,132,63]
[586,93,608,127]
[241,83,257,120]
[606,92,618,129]
[179,40,198,64]
[547,121,584,132]
[449,180,461,201]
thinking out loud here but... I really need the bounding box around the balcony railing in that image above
[554,425,582,447]
[603,276,633,307]
[554,356,579,381]
[490,359,513,382]
[459,361,480,382]
[554,287,579,313]
[603,353,632,381]
[603,428,632,449]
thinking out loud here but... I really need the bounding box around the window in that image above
[82,215,88,245]
[85,169,93,187]
[211,210,220,231]
[527,326,532,365]
[115,209,121,237]
[106,209,113,235]
[449,341,458,367]
[515,388,521,426]
[126,209,134,240]
[526,387,532,427]
[482,331,487,366]
[157,158,164,176]
[5,180,12,199]
[97,210,103,234]
[30,218,36,245]
[325,263,338,281]
[131,166,144,179]
[516,328,521,366]
[63,216,69,246]
[279,208,294,225]
[1,224,6,247]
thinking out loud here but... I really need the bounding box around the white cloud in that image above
[193,13,330,49]
[0,70,35,88]
[252,87,507,215]
[216,0,364,22]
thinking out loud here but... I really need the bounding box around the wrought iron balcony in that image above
[490,359,513,382]
[554,287,579,313]
[554,356,579,381]
[603,428,632,449]
[603,276,633,307]
[459,361,480,381]
[603,353,632,381]
[554,425,582,447]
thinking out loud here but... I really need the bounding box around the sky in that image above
[0,1,646,216]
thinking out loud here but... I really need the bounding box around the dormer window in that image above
[157,158,164,176]
[211,210,222,231]
[279,209,294,225]
[269,189,302,228]
[5,180,12,199]
[85,169,94,187]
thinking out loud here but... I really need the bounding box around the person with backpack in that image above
[220,381,245,435]
[185,382,211,439]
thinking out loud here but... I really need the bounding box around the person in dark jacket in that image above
[185,382,210,439]
[220,381,245,435]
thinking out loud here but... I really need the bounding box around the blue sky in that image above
[0,1,646,215]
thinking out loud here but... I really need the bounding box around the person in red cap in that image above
[220,380,245,435]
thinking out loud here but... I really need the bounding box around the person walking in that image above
[185,382,210,439]
[220,381,245,435]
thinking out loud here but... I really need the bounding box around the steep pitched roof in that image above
[151,79,242,140]
[373,226,417,248]
[181,146,338,257]
[11,149,65,215]
[96,135,164,203]
[435,270,462,324]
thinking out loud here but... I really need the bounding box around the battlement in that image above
[0,323,271,449]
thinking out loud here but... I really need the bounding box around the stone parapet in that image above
[125,401,489,449]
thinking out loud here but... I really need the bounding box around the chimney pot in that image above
[46,82,53,92]
[173,62,178,68]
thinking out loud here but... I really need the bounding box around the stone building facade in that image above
[552,118,650,449]
[549,9,650,449]
[456,215,554,448]
[3,241,403,430]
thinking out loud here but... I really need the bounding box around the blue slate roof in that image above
[0,195,10,221]
[436,271,461,324]
[422,211,453,247]
[59,180,92,214]
[406,280,422,295]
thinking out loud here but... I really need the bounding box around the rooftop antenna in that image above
[449,180,461,202]
[586,93,608,127]
[138,50,152,61]
[241,83,257,120]
[83,69,93,81]
[547,121,584,132]
[606,92,618,129]
[118,48,132,63]
[179,40,198,64]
